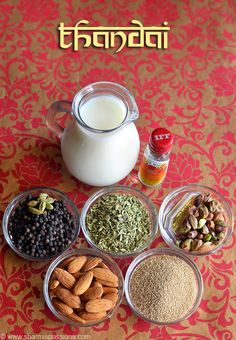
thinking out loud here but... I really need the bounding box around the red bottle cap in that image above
[150,128,173,155]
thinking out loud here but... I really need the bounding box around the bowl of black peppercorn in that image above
[2,187,80,261]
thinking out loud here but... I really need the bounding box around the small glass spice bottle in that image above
[138,127,173,187]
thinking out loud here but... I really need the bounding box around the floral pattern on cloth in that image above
[0,0,236,339]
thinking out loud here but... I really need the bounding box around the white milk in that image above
[61,95,140,186]
[80,95,127,130]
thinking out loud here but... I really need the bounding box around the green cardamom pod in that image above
[28,207,43,215]
[27,200,38,207]
[38,201,46,212]
[46,197,54,204]
[38,193,48,201]
[46,202,54,210]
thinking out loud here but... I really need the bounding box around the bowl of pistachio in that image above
[159,184,233,256]
[80,186,158,258]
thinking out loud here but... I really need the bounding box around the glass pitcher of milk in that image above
[46,82,140,186]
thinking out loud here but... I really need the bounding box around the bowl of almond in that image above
[44,248,124,326]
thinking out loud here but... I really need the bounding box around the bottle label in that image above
[139,158,169,186]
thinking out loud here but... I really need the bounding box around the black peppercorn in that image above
[8,196,76,258]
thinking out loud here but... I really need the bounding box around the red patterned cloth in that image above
[0,0,236,339]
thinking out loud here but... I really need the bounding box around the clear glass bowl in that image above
[125,248,203,325]
[2,187,80,261]
[159,184,234,256]
[44,248,124,327]
[80,185,158,258]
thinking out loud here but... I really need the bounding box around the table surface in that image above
[1,0,236,339]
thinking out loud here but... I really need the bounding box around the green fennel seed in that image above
[86,193,152,253]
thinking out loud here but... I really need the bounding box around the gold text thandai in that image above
[58,20,170,53]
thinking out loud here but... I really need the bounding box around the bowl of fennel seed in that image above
[80,185,158,258]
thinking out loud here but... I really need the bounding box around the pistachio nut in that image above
[188,214,198,230]
[176,240,182,247]
[207,200,218,213]
[176,224,191,235]
[187,230,198,239]
[197,233,204,240]
[206,220,215,230]
[188,205,197,215]
[176,234,188,241]
[191,239,203,250]
[206,213,214,220]
[198,218,206,229]
[215,224,225,233]
[201,225,209,235]
[213,212,224,222]
[198,241,214,252]
[194,194,204,207]
[210,231,218,243]
[180,239,193,251]
[198,205,209,218]
[182,217,190,227]
[203,234,212,242]
[215,220,227,228]
[203,193,212,203]
[217,232,225,239]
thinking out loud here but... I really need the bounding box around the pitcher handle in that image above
[46,101,72,138]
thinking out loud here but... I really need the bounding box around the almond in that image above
[49,279,60,290]
[96,279,118,288]
[92,268,118,283]
[49,282,62,297]
[58,256,77,269]
[74,301,86,313]
[54,268,76,289]
[103,292,118,308]
[82,257,103,272]
[73,271,84,279]
[67,256,87,274]
[73,271,93,295]
[55,286,81,308]
[52,298,73,315]
[92,281,103,288]
[102,287,118,295]
[80,286,103,301]
[98,262,110,270]
[80,311,106,321]
[67,313,86,324]
[85,298,113,313]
